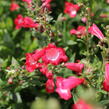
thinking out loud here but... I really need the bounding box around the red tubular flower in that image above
[61,77,84,90]
[70,26,86,38]
[103,63,109,91]
[56,88,72,100]
[55,76,84,100]
[45,71,53,79]
[56,76,84,90]
[39,63,48,75]
[25,49,44,72]
[33,49,45,61]
[25,53,38,72]
[64,63,84,74]
[45,79,55,93]
[72,99,93,109]
[64,2,80,18]
[10,2,20,11]
[14,15,39,29]
[103,80,109,91]
[88,24,105,40]
[39,63,53,79]
[42,43,68,65]
[23,17,39,28]
[14,14,24,29]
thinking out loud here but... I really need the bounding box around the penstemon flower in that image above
[42,43,68,65]
[72,99,93,109]
[41,0,52,10]
[25,53,39,72]
[10,2,20,11]
[88,24,105,40]
[64,2,80,18]
[23,17,39,28]
[56,88,72,100]
[14,15,39,29]
[70,26,86,38]
[45,79,55,93]
[14,14,24,29]
[55,76,84,100]
[64,63,84,74]
[103,63,109,91]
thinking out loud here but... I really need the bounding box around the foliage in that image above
[0,0,109,109]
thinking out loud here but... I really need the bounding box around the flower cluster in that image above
[14,14,39,29]
[64,2,105,40]
[64,2,80,18]
[7,0,109,108]
[70,24,105,40]
[25,43,68,72]
[25,43,85,100]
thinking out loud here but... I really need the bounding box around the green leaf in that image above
[11,57,20,68]
[27,38,39,52]
[5,17,13,30]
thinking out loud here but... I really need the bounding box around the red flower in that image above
[25,44,68,72]
[14,15,39,29]
[33,49,45,61]
[103,80,109,92]
[39,63,49,75]
[42,43,68,65]
[14,14,24,29]
[45,71,53,79]
[56,88,72,100]
[61,77,84,90]
[41,0,52,10]
[45,79,54,93]
[39,63,53,79]
[25,53,38,72]
[55,76,84,100]
[64,63,84,74]
[56,76,84,90]
[22,0,32,4]
[72,99,93,109]
[88,24,105,40]
[42,0,52,3]
[23,17,39,28]
[70,26,86,38]
[103,63,109,91]
[10,2,20,11]
[64,2,80,18]
[25,49,45,72]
